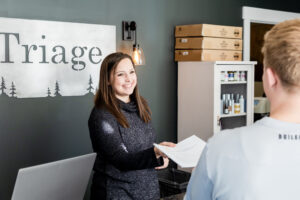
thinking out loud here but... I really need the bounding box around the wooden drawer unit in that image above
[175,37,242,50]
[175,24,242,39]
[175,49,242,61]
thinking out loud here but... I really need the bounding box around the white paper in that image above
[154,135,206,168]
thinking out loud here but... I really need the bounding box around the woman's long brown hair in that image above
[94,52,151,128]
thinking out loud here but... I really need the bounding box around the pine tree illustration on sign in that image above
[47,87,51,97]
[0,77,7,95]
[10,82,17,97]
[87,75,94,94]
[54,81,62,97]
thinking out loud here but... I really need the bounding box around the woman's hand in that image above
[154,141,176,158]
[155,157,169,170]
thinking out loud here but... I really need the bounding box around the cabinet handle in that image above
[233,53,240,59]
[234,42,240,47]
[234,30,240,36]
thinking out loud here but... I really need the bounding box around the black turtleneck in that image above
[88,100,163,200]
[119,99,137,112]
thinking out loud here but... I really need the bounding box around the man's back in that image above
[185,19,300,200]
[186,117,300,200]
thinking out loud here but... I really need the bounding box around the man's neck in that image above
[270,92,300,123]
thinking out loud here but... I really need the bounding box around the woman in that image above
[88,52,174,200]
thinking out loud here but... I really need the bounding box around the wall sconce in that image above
[122,21,145,65]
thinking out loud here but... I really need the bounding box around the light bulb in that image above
[133,48,140,64]
[132,45,145,65]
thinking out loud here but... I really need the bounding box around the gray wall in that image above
[1,0,300,199]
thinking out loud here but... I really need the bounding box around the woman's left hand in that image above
[155,157,169,170]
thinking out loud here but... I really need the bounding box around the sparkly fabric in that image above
[88,100,162,200]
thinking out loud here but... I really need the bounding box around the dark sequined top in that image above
[88,100,163,200]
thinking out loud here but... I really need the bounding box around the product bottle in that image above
[240,95,244,113]
[230,94,235,114]
[224,99,229,114]
[241,71,246,81]
[229,72,234,81]
[234,94,240,114]
[234,71,239,81]
[225,72,228,82]
[228,72,231,81]
[221,94,226,114]
[228,99,232,114]
[221,71,225,82]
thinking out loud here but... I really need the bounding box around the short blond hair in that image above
[262,19,300,90]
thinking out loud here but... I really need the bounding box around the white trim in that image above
[243,19,251,61]
[242,6,300,61]
[196,61,257,65]
[242,7,300,24]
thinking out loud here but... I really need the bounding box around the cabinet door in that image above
[214,64,254,134]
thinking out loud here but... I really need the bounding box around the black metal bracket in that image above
[122,21,136,41]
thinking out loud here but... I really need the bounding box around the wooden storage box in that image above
[175,37,242,50]
[175,24,242,39]
[175,49,242,61]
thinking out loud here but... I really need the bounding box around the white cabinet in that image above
[178,61,256,142]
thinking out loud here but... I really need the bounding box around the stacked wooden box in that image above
[175,24,243,61]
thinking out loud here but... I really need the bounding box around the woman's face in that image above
[109,58,137,102]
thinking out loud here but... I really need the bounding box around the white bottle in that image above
[240,95,245,113]
[221,71,225,82]
[226,94,231,114]
[234,71,239,81]
[230,94,235,114]
[221,94,226,114]
[224,72,228,82]
[241,71,246,81]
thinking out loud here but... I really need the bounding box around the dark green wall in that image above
[1,0,300,199]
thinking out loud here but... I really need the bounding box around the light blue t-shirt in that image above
[185,117,300,200]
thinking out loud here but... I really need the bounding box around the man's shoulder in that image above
[209,119,267,143]
[206,123,262,156]
[208,126,245,146]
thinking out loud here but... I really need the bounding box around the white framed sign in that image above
[0,17,116,98]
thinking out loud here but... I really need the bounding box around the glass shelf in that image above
[220,113,246,118]
[221,81,247,85]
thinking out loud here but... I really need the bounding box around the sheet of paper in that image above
[154,135,206,168]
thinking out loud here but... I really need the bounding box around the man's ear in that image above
[265,67,278,89]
